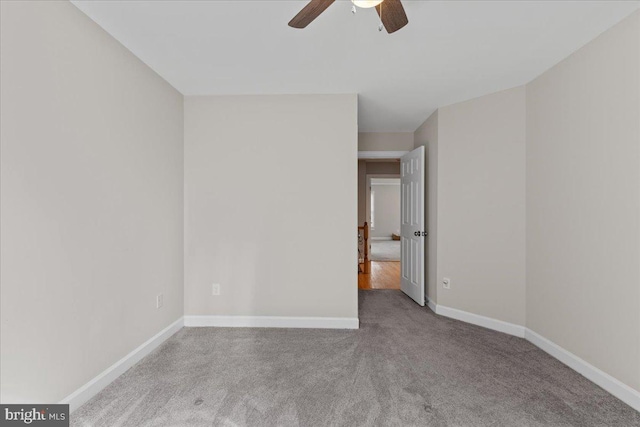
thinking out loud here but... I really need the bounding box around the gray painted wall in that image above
[184,95,358,319]
[413,10,640,394]
[429,87,527,326]
[526,11,640,391]
[1,1,184,403]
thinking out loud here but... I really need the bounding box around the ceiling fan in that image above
[288,0,408,34]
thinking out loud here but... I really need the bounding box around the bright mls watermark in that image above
[0,405,68,426]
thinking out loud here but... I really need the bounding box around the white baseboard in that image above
[60,317,184,413]
[58,304,640,415]
[60,315,355,412]
[435,303,526,338]
[427,302,640,412]
[525,328,640,412]
[184,315,359,329]
[426,297,437,314]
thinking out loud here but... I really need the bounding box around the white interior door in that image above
[400,146,425,306]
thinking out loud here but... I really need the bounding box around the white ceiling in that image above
[71,0,639,132]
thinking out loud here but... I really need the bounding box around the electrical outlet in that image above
[156,294,164,309]
[442,278,451,289]
[212,283,221,296]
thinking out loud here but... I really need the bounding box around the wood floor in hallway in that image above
[358,261,400,290]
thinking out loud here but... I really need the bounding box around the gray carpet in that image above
[370,240,400,261]
[72,291,640,426]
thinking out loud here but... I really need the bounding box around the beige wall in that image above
[437,87,527,326]
[0,1,184,403]
[184,95,358,319]
[414,111,439,304]
[526,11,640,391]
[365,161,401,175]
[358,132,414,151]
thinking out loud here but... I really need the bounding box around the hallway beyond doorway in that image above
[358,261,400,290]
[370,240,400,261]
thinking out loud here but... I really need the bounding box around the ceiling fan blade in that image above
[376,0,408,34]
[288,0,336,29]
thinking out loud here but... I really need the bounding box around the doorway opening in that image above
[369,177,401,261]
[357,148,425,306]
[357,161,401,290]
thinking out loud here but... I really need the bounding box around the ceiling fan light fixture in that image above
[351,0,384,9]
[289,0,407,33]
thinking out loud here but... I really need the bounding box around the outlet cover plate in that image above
[212,283,221,296]
[156,294,164,308]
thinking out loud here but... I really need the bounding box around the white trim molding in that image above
[358,151,409,159]
[60,317,184,413]
[435,303,526,338]
[426,301,640,412]
[525,329,640,412]
[370,180,401,186]
[426,297,437,314]
[184,315,359,329]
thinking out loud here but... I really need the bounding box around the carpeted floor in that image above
[72,291,640,426]
[370,240,400,261]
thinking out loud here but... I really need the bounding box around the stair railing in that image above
[358,222,370,273]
